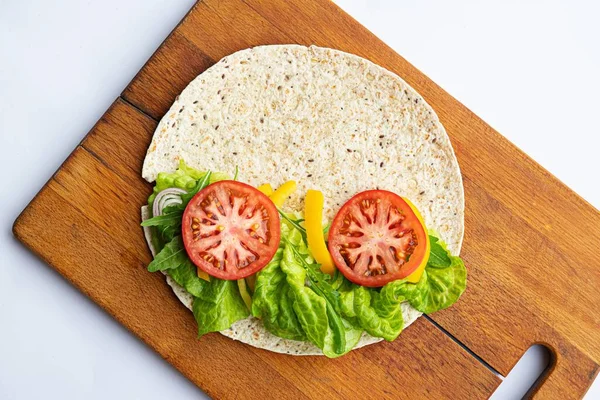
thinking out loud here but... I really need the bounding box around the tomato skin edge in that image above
[403,197,430,283]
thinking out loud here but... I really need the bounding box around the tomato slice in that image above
[182,180,280,280]
[328,190,428,287]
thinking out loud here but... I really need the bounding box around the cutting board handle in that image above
[526,342,598,399]
[523,344,555,398]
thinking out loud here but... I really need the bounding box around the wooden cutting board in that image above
[13,0,600,398]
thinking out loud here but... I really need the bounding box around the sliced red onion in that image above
[153,188,187,216]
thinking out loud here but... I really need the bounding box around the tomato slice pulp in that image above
[182,180,280,280]
[328,190,428,287]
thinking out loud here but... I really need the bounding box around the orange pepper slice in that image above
[197,268,210,282]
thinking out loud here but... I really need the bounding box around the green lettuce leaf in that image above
[400,255,466,314]
[341,318,363,352]
[339,280,359,326]
[147,234,249,336]
[280,245,331,351]
[278,210,307,244]
[147,236,187,273]
[167,258,207,297]
[279,229,361,357]
[148,160,228,207]
[351,284,404,341]
[193,279,250,337]
[143,162,230,250]
[427,235,452,268]
[140,211,183,227]
[251,248,307,341]
[390,236,467,314]
[144,208,183,246]
[176,170,213,209]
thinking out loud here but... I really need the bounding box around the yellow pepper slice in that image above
[305,190,335,275]
[245,274,257,292]
[404,198,430,283]
[257,183,274,196]
[269,180,297,207]
[237,279,253,311]
[197,268,210,282]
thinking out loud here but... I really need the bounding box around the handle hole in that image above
[491,344,553,399]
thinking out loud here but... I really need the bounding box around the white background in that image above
[0,0,598,398]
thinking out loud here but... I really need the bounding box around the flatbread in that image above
[143,45,464,253]
[141,44,464,355]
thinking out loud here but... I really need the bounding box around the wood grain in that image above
[14,0,600,398]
